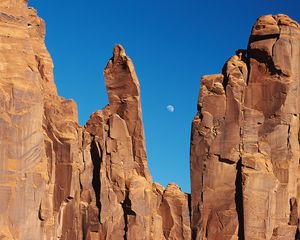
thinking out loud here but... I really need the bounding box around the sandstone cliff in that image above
[1,1,300,240]
[80,45,191,240]
[0,1,82,239]
[0,1,190,239]
[191,14,300,240]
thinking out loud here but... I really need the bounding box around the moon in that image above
[166,105,175,113]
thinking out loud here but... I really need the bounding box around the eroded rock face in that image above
[191,14,300,240]
[81,45,191,240]
[3,2,299,240]
[0,1,81,239]
[0,2,191,239]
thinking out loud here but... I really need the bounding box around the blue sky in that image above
[29,0,300,193]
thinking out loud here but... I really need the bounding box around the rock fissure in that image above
[1,3,300,240]
[90,138,102,219]
[191,13,300,240]
[235,159,245,240]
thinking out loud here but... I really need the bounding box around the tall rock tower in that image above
[81,44,191,240]
[0,2,191,239]
[190,14,300,240]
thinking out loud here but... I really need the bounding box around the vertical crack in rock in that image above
[0,2,190,239]
[121,191,136,240]
[190,38,247,239]
[289,197,298,226]
[235,159,244,240]
[1,2,300,240]
[191,14,300,240]
[90,138,102,220]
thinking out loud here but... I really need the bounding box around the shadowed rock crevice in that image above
[249,33,280,42]
[122,191,136,240]
[1,2,300,239]
[90,138,102,219]
[247,48,285,76]
[191,14,300,240]
[289,198,298,226]
[188,193,192,222]
[217,155,236,165]
[235,159,244,240]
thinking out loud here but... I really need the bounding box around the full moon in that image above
[166,105,175,113]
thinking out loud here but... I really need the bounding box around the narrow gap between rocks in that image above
[91,138,102,220]
[235,159,245,240]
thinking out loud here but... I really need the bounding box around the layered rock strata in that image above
[0,1,190,239]
[191,14,300,240]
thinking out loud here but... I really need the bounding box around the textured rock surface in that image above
[0,1,81,239]
[0,2,190,239]
[191,14,300,240]
[81,45,191,240]
[2,1,300,240]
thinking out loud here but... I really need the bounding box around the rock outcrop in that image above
[0,1,81,239]
[191,14,300,240]
[1,1,300,240]
[0,1,190,239]
[81,45,191,240]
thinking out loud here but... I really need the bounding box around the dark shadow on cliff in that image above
[91,138,102,219]
[235,159,245,240]
[122,191,136,240]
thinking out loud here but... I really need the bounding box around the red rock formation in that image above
[0,1,81,239]
[81,45,191,239]
[191,14,300,240]
[0,2,191,239]
[3,2,299,240]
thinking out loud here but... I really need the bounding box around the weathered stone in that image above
[159,184,191,240]
[104,45,151,181]
[81,46,191,239]
[191,14,300,240]
[0,2,191,240]
[3,2,300,240]
[191,49,247,240]
[0,1,81,239]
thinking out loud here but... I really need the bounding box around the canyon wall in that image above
[1,1,300,240]
[190,14,300,240]
[0,1,190,239]
[0,0,83,239]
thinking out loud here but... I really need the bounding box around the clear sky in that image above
[29,0,300,193]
